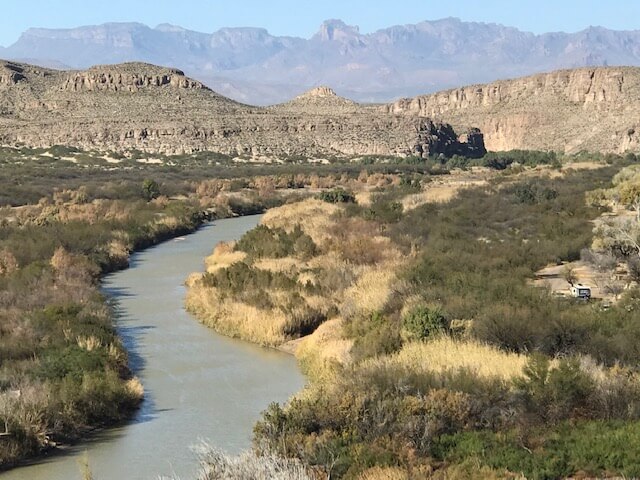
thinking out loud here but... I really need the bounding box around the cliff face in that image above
[0,62,482,157]
[384,67,640,153]
[0,63,27,86]
[59,64,207,92]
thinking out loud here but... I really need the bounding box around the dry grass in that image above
[364,337,530,381]
[429,463,516,480]
[562,161,607,171]
[185,284,288,346]
[341,266,400,317]
[76,336,102,352]
[192,443,313,480]
[254,257,302,275]
[295,318,352,382]
[261,198,341,244]
[402,179,488,210]
[205,241,246,273]
[355,191,373,206]
[357,466,408,480]
[125,377,144,400]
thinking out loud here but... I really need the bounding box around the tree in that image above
[0,248,18,276]
[562,265,577,287]
[593,218,640,258]
[617,180,640,222]
[141,179,160,201]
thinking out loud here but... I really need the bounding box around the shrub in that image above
[514,355,595,423]
[141,179,160,201]
[402,305,448,341]
[318,188,356,204]
[235,225,317,260]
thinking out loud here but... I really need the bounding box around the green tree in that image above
[402,305,448,341]
[141,179,160,201]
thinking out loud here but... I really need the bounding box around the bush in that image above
[318,188,356,204]
[432,421,640,480]
[402,305,448,341]
[141,178,160,201]
[347,312,403,361]
[514,355,595,423]
[235,225,317,260]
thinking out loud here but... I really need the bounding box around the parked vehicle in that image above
[570,284,591,299]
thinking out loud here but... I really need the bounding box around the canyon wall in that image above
[383,67,640,154]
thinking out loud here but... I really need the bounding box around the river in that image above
[1,215,305,480]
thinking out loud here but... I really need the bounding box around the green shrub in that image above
[402,305,448,341]
[318,188,356,204]
[141,178,160,201]
[235,225,317,260]
[514,355,595,423]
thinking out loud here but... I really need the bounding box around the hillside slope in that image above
[385,66,640,154]
[0,60,482,158]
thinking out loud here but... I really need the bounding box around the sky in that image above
[1,0,639,47]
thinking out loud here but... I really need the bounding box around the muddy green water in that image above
[1,215,305,480]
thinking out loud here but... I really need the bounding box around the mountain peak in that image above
[272,85,360,114]
[155,23,187,33]
[314,19,361,41]
[298,86,337,98]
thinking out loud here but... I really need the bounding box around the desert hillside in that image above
[385,66,640,154]
[3,60,640,156]
[0,60,481,158]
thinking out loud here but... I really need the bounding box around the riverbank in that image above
[185,164,640,479]
[0,188,284,470]
[1,215,305,480]
[0,153,429,472]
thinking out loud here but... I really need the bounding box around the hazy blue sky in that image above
[1,0,639,47]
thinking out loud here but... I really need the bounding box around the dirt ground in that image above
[532,262,604,298]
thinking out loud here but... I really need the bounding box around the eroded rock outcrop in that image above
[384,67,640,154]
[0,63,27,86]
[0,60,483,158]
[60,63,207,92]
[413,121,486,158]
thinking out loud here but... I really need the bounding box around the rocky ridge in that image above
[59,63,207,92]
[0,60,483,158]
[7,19,640,105]
[384,67,640,153]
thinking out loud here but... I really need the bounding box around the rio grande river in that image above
[1,215,305,480]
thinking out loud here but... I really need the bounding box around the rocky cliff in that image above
[0,61,482,158]
[59,64,207,92]
[384,67,640,154]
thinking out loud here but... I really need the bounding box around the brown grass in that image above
[261,198,341,244]
[402,179,489,210]
[185,284,288,346]
[253,257,301,275]
[363,337,530,381]
[205,241,246,273]
[124,377,144,400]
[357,466,408,480]
[295,318,352,382]
[341,266,400,317]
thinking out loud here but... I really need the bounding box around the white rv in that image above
[570,284,591,299]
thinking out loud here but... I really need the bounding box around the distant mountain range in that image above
[3,18,640,104]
